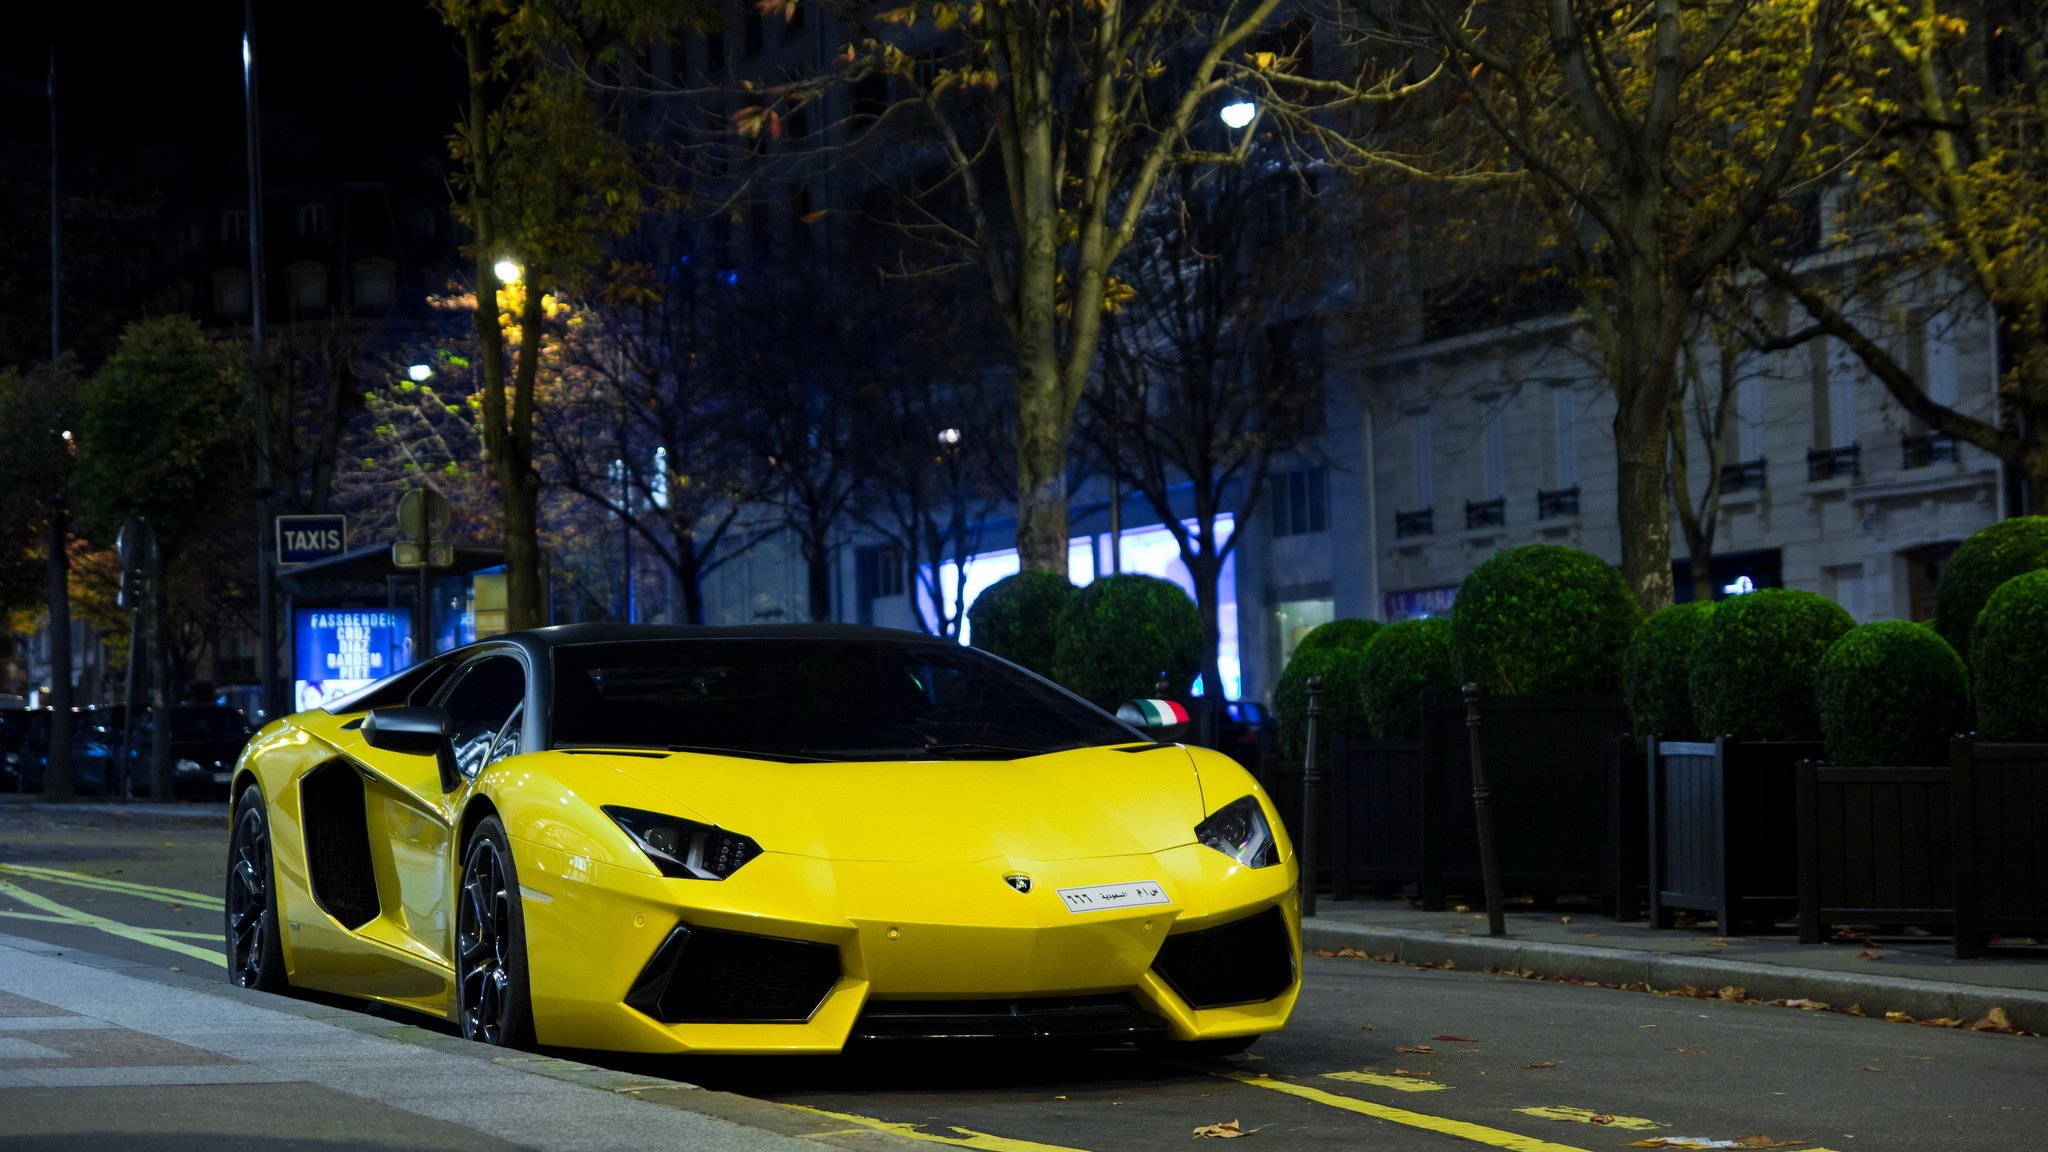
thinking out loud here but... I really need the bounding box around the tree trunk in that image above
[502,474,543,629]
[1014,364,1069,573]
[1189,550,1225,749]
[150,564,172,803]
[803,532,832,623]
[1615,391,1676,615]
[42,513,72,801]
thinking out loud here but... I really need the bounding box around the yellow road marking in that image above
[0,880,225,967]
[1515,1106,1662,1131]
[0,863,221,909]
[782,1104,1097,1152]
[1223,1070,1595,1152]
[1324,1069,1453,1092]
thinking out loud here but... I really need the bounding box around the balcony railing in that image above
[1902,431,1959,470]
[1807,444,1860,482]
[1720,457,1768,493]
[1395,508,1435,538]
[1536,485,1580,520]
[1465,497,1506,530]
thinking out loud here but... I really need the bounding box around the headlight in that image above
[1195,795,1279,868]
[603,805,761,880]
[174,758,203,775]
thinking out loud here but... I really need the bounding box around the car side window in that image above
[437,656,525,778]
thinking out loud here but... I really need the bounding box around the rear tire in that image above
[225,785,289,992]
[456,816,536,1048]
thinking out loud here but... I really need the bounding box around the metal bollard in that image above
[1465,682,1506,937]
[1301,676,1323,918]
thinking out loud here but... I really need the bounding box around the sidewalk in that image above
[1303,897,2048,1034]
[0,932,917,1152]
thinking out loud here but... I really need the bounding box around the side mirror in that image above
[361,706,460,793]
[1117,698,1190,743]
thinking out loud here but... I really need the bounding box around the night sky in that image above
[4,2,462,191]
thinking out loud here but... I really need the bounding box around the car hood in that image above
[607,744,1207,864]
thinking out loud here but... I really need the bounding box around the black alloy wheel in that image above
[225,784,288,991]
[455,816,535,1047]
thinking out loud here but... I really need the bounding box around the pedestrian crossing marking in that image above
[1325,1068,1453,1092]
[1516,1105,1662,1130]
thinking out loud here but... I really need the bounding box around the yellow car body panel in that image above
[240,676,1300,1055]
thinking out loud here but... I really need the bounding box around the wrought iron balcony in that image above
[1720,457,1768,493]
[1807,444,1860,482]
[1536,485,1580,520]
[1394,508,1434,538]
[1902,431,1958,469]
[1465,497,1506,530]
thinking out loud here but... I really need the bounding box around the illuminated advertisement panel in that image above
[293,608,413,713]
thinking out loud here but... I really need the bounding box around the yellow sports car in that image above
[224,624,1299,1054]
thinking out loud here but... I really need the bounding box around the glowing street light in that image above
[937,427,962,447]
[407,364,433,382]
[493,258,522,284]
[1219,101,1257,130]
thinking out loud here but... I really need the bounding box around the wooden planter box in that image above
[1951,739,2048,958]
[1328,737,1425,899]
[1650,737,1821,934]
[1603,734,1650,921]
[1417,693,1628,911]
[1795,761,1952,943]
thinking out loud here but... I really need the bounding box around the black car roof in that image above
[455,622,944,664]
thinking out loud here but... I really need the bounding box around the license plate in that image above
[210,772,231,784]
[1057,881,1170,913]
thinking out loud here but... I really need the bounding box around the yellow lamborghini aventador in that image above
[223,624,1300,1054]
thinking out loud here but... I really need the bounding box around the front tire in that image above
[225,784,288,992]
[456,816,535,1048]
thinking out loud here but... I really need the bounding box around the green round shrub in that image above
[968,570,1075,677]
[1273,645,1370,762]
[1449,545,1640,696]
[1048,574,1203,705]
[1687,588,1855,742]
[1815,622,1968,766]
[1293,618,1383,658]
[1932,516,2048,664]
[1623,601,1716,740]
[1970,568,2048,741]
[1359,617,1456,741]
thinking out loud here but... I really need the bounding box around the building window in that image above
[352,259,397,309]
[1736,375,1765,462]
[407,204,440,241]
[1920,311,1960,409]
[1270,467,1328,538]
[288,261,328,311]
[1411,411,1434,508]
[1481,399,1507,500]
[219,209,246,243]
[1553,386,1579,489]
[1272,598,1335,672]
[211,269,250,316]
[1825,563,1865,622]
[296,202,328,238]
[856,544,905,601]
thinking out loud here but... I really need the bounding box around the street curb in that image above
[1303,920,2048,1035]
[0,798,227,824]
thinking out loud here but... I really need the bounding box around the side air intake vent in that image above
[301,761,379,929]
[625,925,840,1024]
[1151,905,1294,1009]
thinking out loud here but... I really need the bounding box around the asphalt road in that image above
[2,804,2041,1152]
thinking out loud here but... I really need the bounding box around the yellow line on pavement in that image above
[1324,1069,1453,1092]
[782,1103,1097,1152]
[0,863,222,909]
[1223,1069,1596,1152]
[0,909,218,942]
[1515,1106,1662,1131]
[0,880,225,967]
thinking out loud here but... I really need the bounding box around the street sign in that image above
[390,540,455,569]
[276,514,347,567]
[115,518,156,610]
[392,488,453,570]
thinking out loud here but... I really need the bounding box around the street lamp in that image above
[407,364,433,382]
[493,258,522,284]
[1219,101,1257,130]
[937,427,962,447]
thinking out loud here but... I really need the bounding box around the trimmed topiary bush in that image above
[1359,617,1456,741]
[1623,601,1716,740]
[1932,516,2048,664]
[1449,544,1640,696]
[1688,588,1855,742]
[968,570,1075,677]
[1815,621,1969,766]
[1049,574,1202,705]
[1273,620,1380,760]
[1970,568,2048,742]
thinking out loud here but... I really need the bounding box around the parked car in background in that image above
[7,709,124,796]
[129,705,258,801]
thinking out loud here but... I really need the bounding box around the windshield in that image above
[550,638,1139,760]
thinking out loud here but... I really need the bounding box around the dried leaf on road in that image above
[1717,986,1747,1001]
[1192,1119,1258,1139]
[1861,1065,1882,1073]
[1970,1007,2016,1033]
[1670,1046,1705,1055]
[1918,1017,1966,1029]
[1856,949,1884,960]
[1524,1061,1558,1069]
[1627,1137,1808,1149]
[1453,904,1470,913]
[1396,1045,1435,1054]
[1766,998,1831,1011]
[1388,1068,1433,1078]
[1883,1010,1914,1023]
[1410,959,1456,970]
[1432,1034,1478,1042]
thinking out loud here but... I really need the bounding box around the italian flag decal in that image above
[1128,699,1189,727]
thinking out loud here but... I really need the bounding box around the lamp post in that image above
[243,0,280,724]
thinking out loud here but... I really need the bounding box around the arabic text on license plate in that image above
[210,771,231,783]
[1057,881,1170,914]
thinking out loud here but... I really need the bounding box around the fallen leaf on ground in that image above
[1766,998,1831,1011]
[1671,1046,1706,1055]
[1311,949,1335,958]
[1395,1045,1435,1054]
[1560,915,1572,925]
[1523,1061,1557,1069]
[1432,1034,1478,1042]
[1842,1004,1865,1017]
[1970,1007,2016,1033]
[1192,1119,1257,1139]
[1410,959,1455,970]
[1717,986,1747,1001]
[1857,949,1884,960]
[1454,904,1470,913]
[1360,1023,1376,1031]
[1918,1017,1966,1029]
[1861,1065,1882,1073]
[1883,1010,1914,1023]
[1628,1138,1807,1149]
[1388,1069,1433,1078]
[1706,938,1731,948]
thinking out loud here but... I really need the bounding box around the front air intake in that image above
[1150,905,1294,1009]
[625,924,840,1024]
